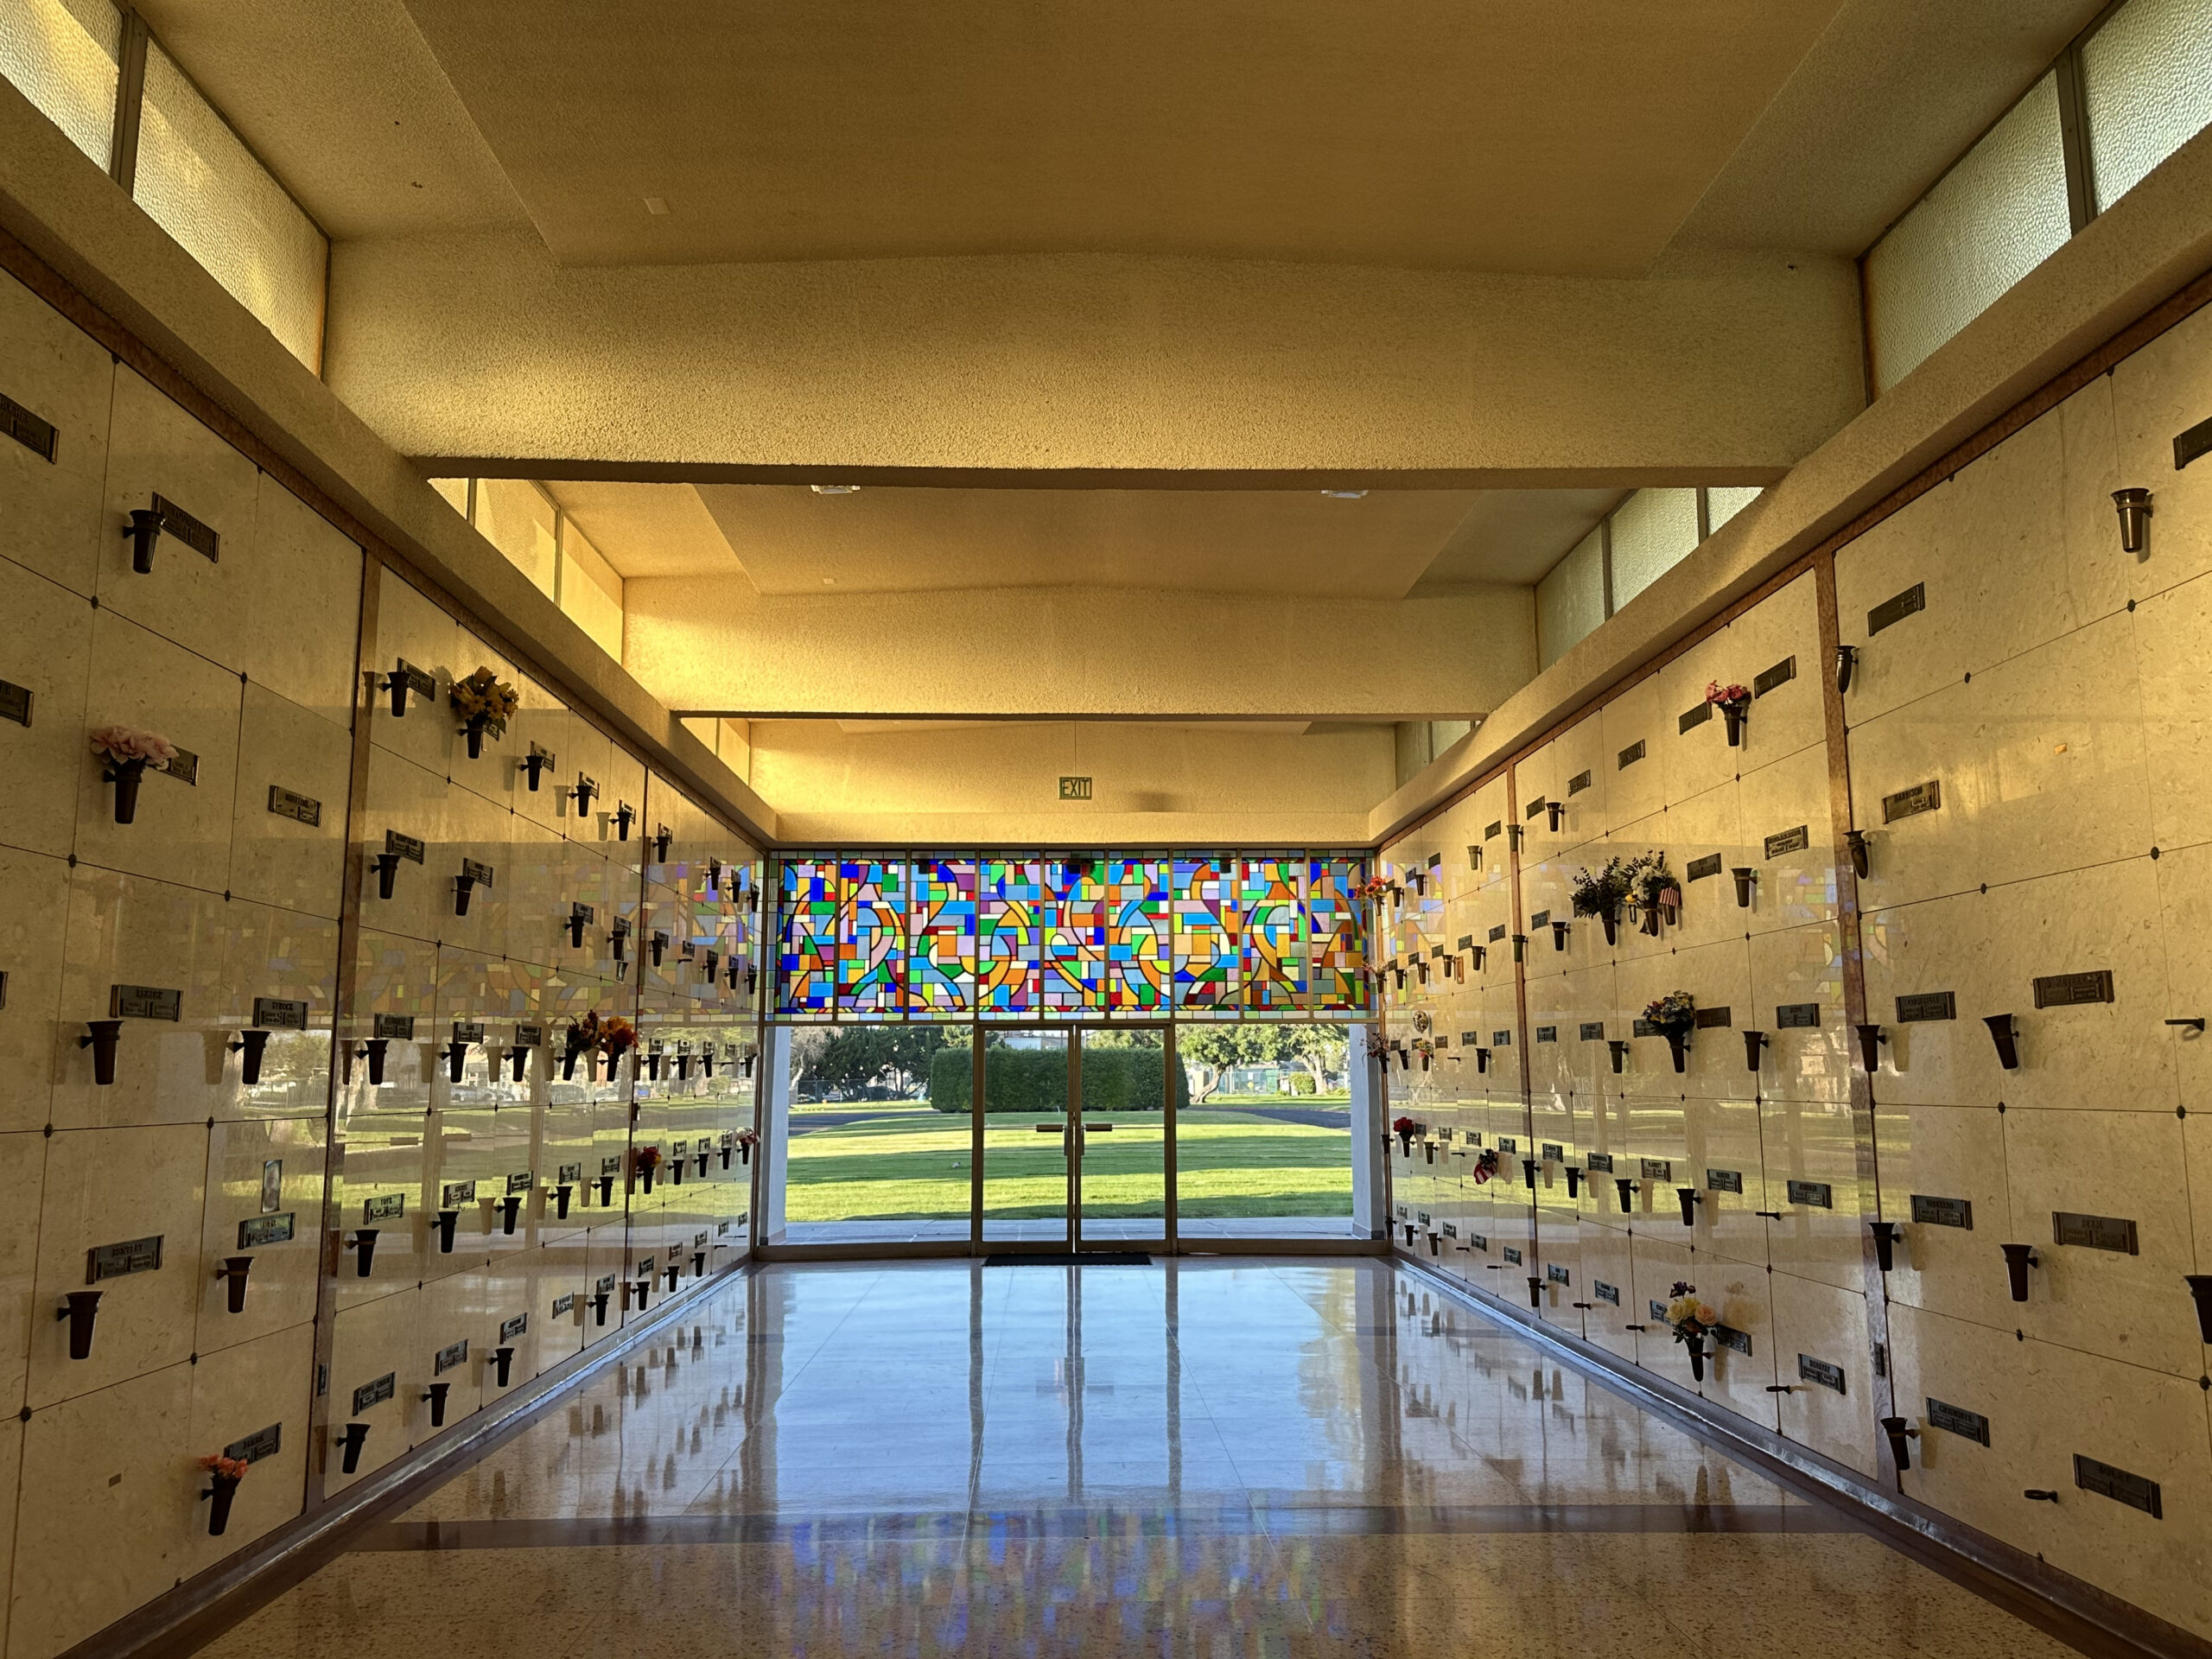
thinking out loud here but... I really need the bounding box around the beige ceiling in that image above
[392,0,1845,274]
[544,480,747,578]
[656,484,1617,599]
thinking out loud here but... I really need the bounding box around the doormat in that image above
[983,1252,1153,1267]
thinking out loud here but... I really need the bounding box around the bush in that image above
[1284,1071,1317,1095]
[928,1046,1191,1113]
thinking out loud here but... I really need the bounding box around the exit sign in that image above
[1058,776,1092,801]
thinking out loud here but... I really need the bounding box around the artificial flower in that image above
[89,725,177,766]
[449,667,520,738]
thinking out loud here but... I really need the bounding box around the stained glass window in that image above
[978,857,1044,1016]
[836,859,906,1016]
[1105,857,1171,1013]
[908,858,976,1015]
[776,850,1367,1020]
[779,859,838,1015]
[1238,857,1306,1010]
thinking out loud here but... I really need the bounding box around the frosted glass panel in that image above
[429,476,470,518]
[474,478,558,599]
[560,518,625,657]
[135,42,327,370]
[1707,486,1764,532]
[1608,489,1700,610]
[0,0,119,169]
[1536,524,1605,669]
[2084,0,2212,210]
[1865,73,2069,393]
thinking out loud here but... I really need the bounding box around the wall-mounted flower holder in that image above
[645,1050,664,1083]
[551,1183,574,1220]
[1565,1168,1582,1198]
[488,1346,515,1389]
[1665,1033,1688,1073]
[1469,944,1486,970]
[199,1458,245,1536]
[652,825,673,861]
[2023,1489,2061,1503]
[650,931,670,969]
[701,950,719,985]
[1879,1415,1919,1471]
[1545,803,1565,832]
[1521,1158,1539,1188]
[1526,1277,1543,1309]
[1684,1334,1707,1382]
[594,1174,615,1207]
[608,919,631,963]
[668,1154,684,1185]
[337,1422,371,1474]
[215,1254,254,1314]
[1834,645,1858,696]
[1506,825,1523,850]
[1467,845,1483,871]
[2185,1274,2212,1342]
[571,775,598,814]
[1615,1177,1636,1214]
[124,507,166,573]
[372,852,403,900]
[1707,683,1751,746]
[1983,1013,2020,1070]
[1510,932,1527,963]
[1870,1220,1900,1274]
[2001,1242,2038,1302]
[1608,1039,1628,1074]
[435,1209,461,1253]
[694,1147,710,1177]
[422,1381,451,1428]
[568,905,593,949]
[502,1043,529,1083]
[1731,867,1754,908]
[2168,1017,2207,1036]
[1550,921,1569,951]
[228,1028,272,1086]
[1742,1030,1767,1073]
[662,1260,682,1292]
[707,858,723,891]
[1472,1046,1491,1074]
[346,1229,378,1277]
[1844,830,1870,879]
[79,1019,122,1086]
[106,759,145,823]
[1853,1023,1885,1073]
[452,871,479,917]
[691,1249,709,1277]
[57,1289,101,1359]
[2113,487,2153,555]
[493,1195,522,1236]
[522,747,552,791]
[588,1290,611,1326]
[613,803,636,842]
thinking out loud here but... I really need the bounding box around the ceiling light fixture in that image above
[644,196,670,215]
[810,484,861,496]
[1321,489,1368,499]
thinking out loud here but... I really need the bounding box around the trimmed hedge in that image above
[928,1046,1190,1113]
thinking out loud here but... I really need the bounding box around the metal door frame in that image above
[969,1020,1178,1255]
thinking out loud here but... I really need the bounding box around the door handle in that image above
[1033,1123,1065,1132]
[1082,1122,1116,1132]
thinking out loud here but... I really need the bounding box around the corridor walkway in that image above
[196,1262,2074,1657]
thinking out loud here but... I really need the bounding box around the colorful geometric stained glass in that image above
[1040,861,1107,1015]
[907,858,977,1014]
[836,859,906,1016]
[777,851,1368,1020]
[1172,855,1237,1014]
[1104,857,1170,1012]
[1304,857,1370,1011]
[1238,857,1306,1009]
[779,858,839,1014]
[978,858,1043,1015]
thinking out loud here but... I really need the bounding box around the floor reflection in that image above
[194,1261,2077,1659]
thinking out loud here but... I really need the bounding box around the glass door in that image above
[1071,1026,1172,1250]
[975,1026,1178,1251]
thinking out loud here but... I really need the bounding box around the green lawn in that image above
[784,1109,1352,1222]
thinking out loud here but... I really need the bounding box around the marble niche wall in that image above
[0,266,766,1658]
[1378,294,2212,1637]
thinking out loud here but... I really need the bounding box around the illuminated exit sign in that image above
[1058,776,1092,801]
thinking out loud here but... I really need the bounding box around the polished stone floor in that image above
[196,1261,2076,1658]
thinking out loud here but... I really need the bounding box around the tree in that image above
[1176,1026,1271,1102]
